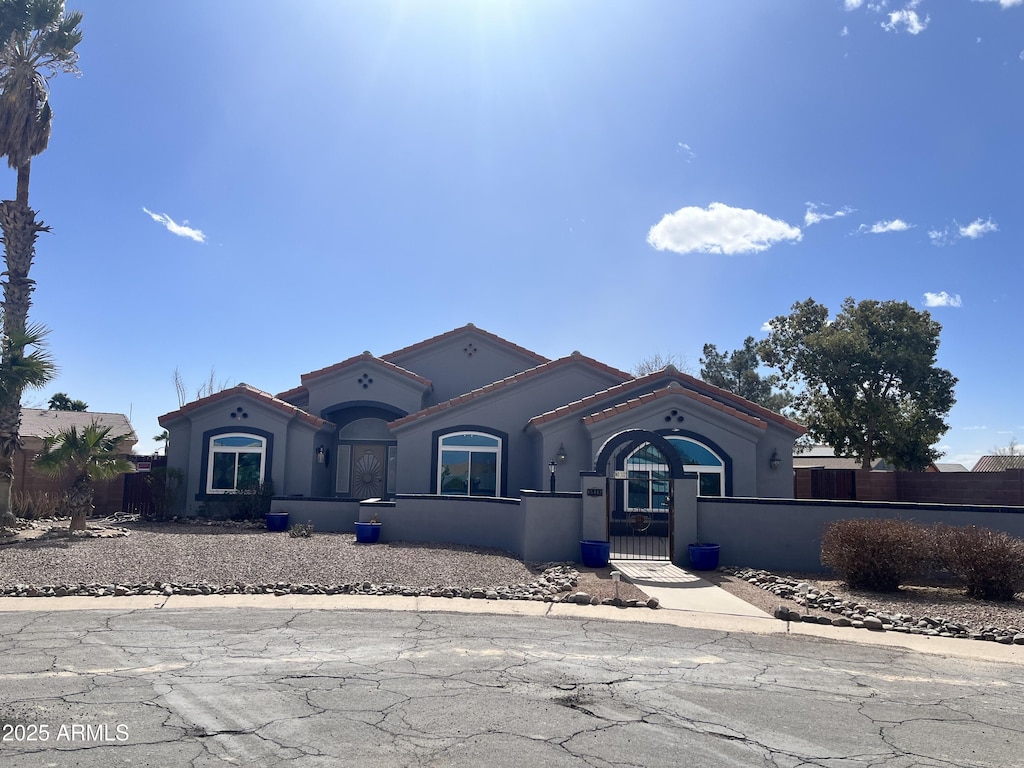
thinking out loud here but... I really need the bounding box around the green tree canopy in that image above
[47,391,86,410]
[759,297,957,471]
[700,336,791,413]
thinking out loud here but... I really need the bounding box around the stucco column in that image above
[672,474,698,565]
[580,472,608,541]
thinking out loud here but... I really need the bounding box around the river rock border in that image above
[0,563,659,609]
[726,566,1024,645]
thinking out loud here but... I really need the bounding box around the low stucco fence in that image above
[697,497,1024,572]
[271,490,1024,572]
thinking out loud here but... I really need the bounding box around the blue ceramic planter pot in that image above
[580,539,611,568]
[265,512,289,532]
[688,543,720,571]
[354,521,382,544]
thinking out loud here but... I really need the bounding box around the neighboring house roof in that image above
[381,322,550,366]
[158,384,333,430]
[20,409,138,446]
[972,455,1024,472]
[529,367,804,435]
[793,445,897,470]
[388,352,632,430]
[579,381,768,430]
[933,462,969,473]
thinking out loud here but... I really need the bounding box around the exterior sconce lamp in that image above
[769,449,781,471]
[548,460,557,493]
[555,443,568,464]
[316,445,327,466]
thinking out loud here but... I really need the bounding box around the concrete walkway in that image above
[611,560,769,618]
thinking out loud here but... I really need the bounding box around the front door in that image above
[350,444,386,499]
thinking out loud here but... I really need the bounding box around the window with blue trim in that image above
[437,432,500,497]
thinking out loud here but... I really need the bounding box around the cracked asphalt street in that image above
[1,605,1021,767]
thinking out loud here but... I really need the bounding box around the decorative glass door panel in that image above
[350,444,386,499]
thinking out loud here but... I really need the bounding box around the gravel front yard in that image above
[0,521,650,603]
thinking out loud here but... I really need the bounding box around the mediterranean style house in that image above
[159,324,804,523]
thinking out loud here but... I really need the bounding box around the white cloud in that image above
[646,202,802,255]
[760,320,774,333]
[881,1,930,34]
[959,217,998,239]
[142,207,206,243]
[923,291,963,308]
[858,218,912,234]
[676,142,696,162]
[963,425,988,430]
[845,0,864,8]
[973,0,1023,8]
[929,216,998,246]
[805,202,854,226]
[840,25,850,36]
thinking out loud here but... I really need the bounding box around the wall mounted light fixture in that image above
[769,449,781,471]
[317,445,326,465]
[555,442,568,464]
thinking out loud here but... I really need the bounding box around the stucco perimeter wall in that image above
[352,493,585,563]
[696,497,1024,573]
[270,497,361,532]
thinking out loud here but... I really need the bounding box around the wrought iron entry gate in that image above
[608,441,673,560]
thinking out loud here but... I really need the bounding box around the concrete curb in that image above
[1,592,1020,663]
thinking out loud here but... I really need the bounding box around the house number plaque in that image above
[586,488,603,497]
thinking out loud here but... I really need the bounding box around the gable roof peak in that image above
[664,364,679,375]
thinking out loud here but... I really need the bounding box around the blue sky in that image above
[8,0,1023,467]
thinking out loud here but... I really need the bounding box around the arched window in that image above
[207,434,267,493]
[437,432,501,497]
[666,436,725,497]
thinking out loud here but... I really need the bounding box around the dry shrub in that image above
[12,490,63,520]
[820,518,932,592]
[934,525,1024,601]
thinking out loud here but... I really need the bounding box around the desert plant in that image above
[11,489,60,519]
[35,420,134,530]
[820,518,933,591]
[227,479,275,521]
[288,520,314,538]
[141,466,183,522]
[933,525,1024,601]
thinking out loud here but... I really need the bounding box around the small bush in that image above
[820,518,932,591]
[12,491,62,520]
[288,521,315,538]
[934,525,1024,601]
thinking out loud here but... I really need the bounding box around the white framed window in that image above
[206,434,266,493]
[437,432,500,497]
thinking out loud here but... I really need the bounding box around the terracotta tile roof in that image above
[298,351,432,388]
[158,384,333,430]
[388,352,631,430]
[381,323,550,365]
[20,409,137,443]
[276,384,307,402]
[529,367,805,434]
[580,382,767,430]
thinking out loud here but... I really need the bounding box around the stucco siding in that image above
[392,364,632,495]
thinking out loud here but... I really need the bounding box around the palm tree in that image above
[0,321,53,525]
[153,429,169,455]
[0,1,83,524]
[35,420,133,531]
[48,391,86,411]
